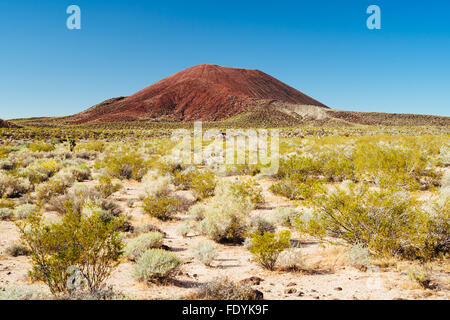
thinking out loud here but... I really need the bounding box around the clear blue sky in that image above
[0,0,449,119]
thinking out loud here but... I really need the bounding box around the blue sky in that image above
[0,0,449,119]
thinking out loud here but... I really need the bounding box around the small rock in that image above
[284,288,297,294]
[286,282,296,287]
[298,292,304,297]
[240,277,264,286]
[334,287,343,291]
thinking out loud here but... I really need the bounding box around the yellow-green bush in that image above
[100,150,148,181]
[17,208,124,296]
[248,230,291,270]
[142,195,180,221]
[27,142,55,153]
[297,183,444,260]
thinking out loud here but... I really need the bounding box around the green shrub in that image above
[142,195,179,221]
[124,232,164,261]
[298,183,439,260]
[193,277,263,300]
[172,168,216,199]
[17,207,124,296]
[28,142,55,153]
[270,177,324,201]
[230,178,264,206]
[133,249,182,283]
[95,175,122,197]
[191,241,217,266]
[248,230,291,270]
[19,159,60,184]
[191,169,216,199]
[102,150,148,181]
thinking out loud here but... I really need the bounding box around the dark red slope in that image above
[69,64,328,123]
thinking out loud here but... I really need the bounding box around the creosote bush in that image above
[142,195,180,221]
[100,150,148,181]
[17,205,124,296]
[298,182,447,260]
[248,230,291,270]
[133,249,182,283]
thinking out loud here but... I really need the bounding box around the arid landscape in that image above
[0,65,449,301]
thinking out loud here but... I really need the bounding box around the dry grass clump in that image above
[190,277,263,300]
[190,241,217,266]
[0,172,31,198]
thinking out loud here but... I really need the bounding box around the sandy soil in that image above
[1,177,448,300]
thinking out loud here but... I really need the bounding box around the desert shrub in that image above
[0,172,31,198]
[28,142,55,153]
[353,142,438,190]
[196,185,252,244]
[17,208,124,296]
[75,141,105,153]
[142,171,173,197]
[230,178,264,206]
[102,150,148,181]
[193,278,263,300]
[95,175,122,197]
[19,159,60,184]
[191,241,217,266]
[347,243,371,270]
[13,204,36,220]
[68,164,91,182]
[133,249,181,283]
[298,183,438,260]
[277,248,305,271]
[439,145,450,166]
[0,285,48,300]
[142,195,180,221]
[250,217,276,235]
[408,266,433,289]
[188,204,206,221]
[6,243,30,257]
[172,168,216,199]
[190,169,216,199]
[35,178,68,201]
[124,232,164,261]
[0,208,14,221]
[422,194,449,256]
[267,207,298,227]
[132,224,165,237]
[248,230,291,270]
[176,220,192,237]
[48,185,102,214]
[270,177,324,201]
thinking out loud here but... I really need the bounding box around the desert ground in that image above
[0,125,449,300]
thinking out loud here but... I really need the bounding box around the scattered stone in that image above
[334,287,343,291]
[284,288,297,294]
[240,277,264,286]
[286,282,296,287]
[298,292,305,297]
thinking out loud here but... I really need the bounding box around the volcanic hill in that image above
[69,64,328,123]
